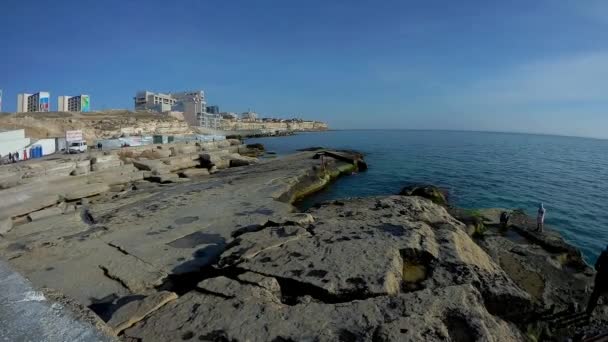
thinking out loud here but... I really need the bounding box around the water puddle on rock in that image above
[400,248,433,291]
[402,262,427,283]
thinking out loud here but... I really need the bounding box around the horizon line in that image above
[321,128,608,141]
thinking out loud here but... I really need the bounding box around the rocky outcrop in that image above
[218,120,328,132]
[0,140,259,225]
[1,152,605,341]
[0,149,365,340]
[122,196,529,341]
[0,111,193,141]
[400,184,448,206]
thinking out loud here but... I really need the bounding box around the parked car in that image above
[67,141,87,154]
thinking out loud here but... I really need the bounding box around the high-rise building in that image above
[134,90,219,128]
[17,92,50,113]
[58,95,90,112]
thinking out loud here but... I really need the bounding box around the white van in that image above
[68,141,87,154]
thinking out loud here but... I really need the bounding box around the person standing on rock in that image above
[586,245,608,316]
[537,203,546,232]
[500,211,510,228]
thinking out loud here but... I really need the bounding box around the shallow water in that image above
[248,130,608,264]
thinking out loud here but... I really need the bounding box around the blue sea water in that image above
[247,130,608,264]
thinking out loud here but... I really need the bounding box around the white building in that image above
[220,112,238,120]
[134,91,176,113]
[171,91,206,126]
[0,129,31,157]
[134,90,219,128]
[58,95,90,112]
[17,92,50,113]
[241,111,258,121]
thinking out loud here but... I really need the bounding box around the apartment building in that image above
[134,90,219,127]
[17,92,50,112]
[58,95,90,112]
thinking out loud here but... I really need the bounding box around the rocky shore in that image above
[0,147,606,341]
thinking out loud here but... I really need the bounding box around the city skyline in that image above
[1,0,608,138]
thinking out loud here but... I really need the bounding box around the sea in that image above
[247,130,608,264]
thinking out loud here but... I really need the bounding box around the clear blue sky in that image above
[1,0,607,138]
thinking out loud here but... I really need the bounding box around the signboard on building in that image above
[65,130,84,142]
[81,95,90,112]
[39,96,50,112]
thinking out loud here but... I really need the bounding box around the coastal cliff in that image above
[0,111,193,141]
[0,111,327,142]
[218,120,328,132]
[0,148,605,341]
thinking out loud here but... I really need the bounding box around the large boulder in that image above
[200,152,231,169]
[161,155,200,171]
[246,143,265,151]
[228,153,258,167]
[399,184,448,206]
[132,159,170,174]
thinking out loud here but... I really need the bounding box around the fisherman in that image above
[586,245,608,316]
[537,203,546,232]
[500,211,510,228]
[7,152,12,163]
[14,151,19,163]
[97,142,102,150]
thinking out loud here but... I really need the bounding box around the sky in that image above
[1,0,608,138]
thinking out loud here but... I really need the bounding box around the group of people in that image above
[4,151,21,163]
[499,203,606,316]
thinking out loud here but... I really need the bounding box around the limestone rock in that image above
[27,207,64,221]
[61,183,110,201]
[0,217,13,235]
[200,152,230,169]
[227,139,241,146]
[91,154,120,165]
[161,155,199,171]
[220,196,530,315]
[88,165,144,186]
[246,143,265,151]
[91,160,122,172]
[98,256,167,293]
[132,159,166,172]
[123,282,522,342]
[179,168,210,178]
[107,291,177,335]
[228,153,258,167]
[236,272,282,296]
[399,184,448,205]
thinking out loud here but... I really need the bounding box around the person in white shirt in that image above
[536,203,546,232]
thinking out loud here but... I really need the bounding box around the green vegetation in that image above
[471,220,487,238]
[462,209,484,218]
